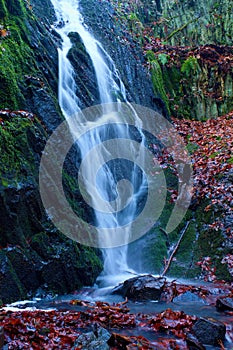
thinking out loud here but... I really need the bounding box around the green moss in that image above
[158,53,169,65]
[186,142,199,154]
[227,156,233,164]
[182,201,232,281]
[146,52,170,113]
[0,114,46,188]
[181,56,199,77]
[168,221,197,277]
[147,230,168,273]
[0,1,37,109]
[0,117,36,185]
[30,232,55,259]
[196,227,231,280]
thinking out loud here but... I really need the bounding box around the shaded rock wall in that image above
[0,109,102,304]
[79,0,168,116]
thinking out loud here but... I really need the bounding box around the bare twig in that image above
[161,220,191,277]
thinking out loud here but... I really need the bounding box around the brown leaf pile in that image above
[173,111,233,233]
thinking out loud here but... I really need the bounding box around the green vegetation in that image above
[0,117,30,181]
[157,53,169,66]
[146,50,170,113]
[181,56,199,77]
[0,0,38,109]
[0,116,45,187]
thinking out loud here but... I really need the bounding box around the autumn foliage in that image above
[173,111,233,234]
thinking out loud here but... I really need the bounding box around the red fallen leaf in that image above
[60,335,76,345]
[149,308,196,336]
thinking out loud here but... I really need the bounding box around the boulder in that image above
[186,333,206,350]
[112,274,166,301]
[72,325,111,350]
[192,317,226,346]
[173,291,205,304]
[216,297,233,311]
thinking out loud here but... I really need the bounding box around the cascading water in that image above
[50,0,147,286]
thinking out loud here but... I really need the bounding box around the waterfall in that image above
[50,0,147,286]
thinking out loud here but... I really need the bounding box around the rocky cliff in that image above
[0,0,164,303]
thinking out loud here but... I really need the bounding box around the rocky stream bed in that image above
[1,275,233,349]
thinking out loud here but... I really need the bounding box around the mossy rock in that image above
[0,114,46,185]
[30,232,55,260]
[40,238,103,294]
[67,32,99,107]
[0,113,48,247]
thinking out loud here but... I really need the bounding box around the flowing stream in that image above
[50,0,147,287]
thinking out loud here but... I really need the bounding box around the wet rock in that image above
[30,0,56,23]
[25,86,62,132]
[72,325,111,350]
[112,275,166,301]
[67,32,100,108]
[216,297,233,311]
[186,333,206,350]
[192,317,226,346]
[173,291,206,304]
[34,234,102,295]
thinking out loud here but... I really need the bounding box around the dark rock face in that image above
[192,317,226,346]
[0,250,26,303]
[23,1,63,132]
[29,0,56,23]
[78,0,167,116]
[0,184,46,247]
[112,275,166,301]
[67,32,100,108]
[0,0,63,131]
[0,111,102,304]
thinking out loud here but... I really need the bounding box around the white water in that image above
[51,0,146,286]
